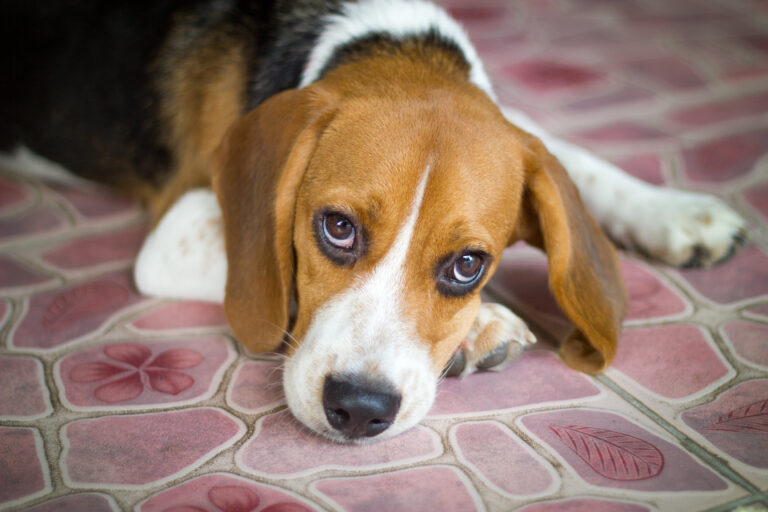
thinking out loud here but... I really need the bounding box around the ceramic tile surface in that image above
[2,0,767,510]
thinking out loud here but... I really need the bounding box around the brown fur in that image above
[211,47,627,375]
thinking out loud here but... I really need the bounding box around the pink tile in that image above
[57,337,233,408]
[0,255,55,292]
[522,409,727,491]
[519,498,651,512]
[429,351,600,416]
[488,257,572,340]
[313,466,481,512]
[677,245,768,304]
[10,272,145,350]
[721,321,768,368]
[0,356,49,418]
[451,421,556,497]
[140,473,317,512]
[669,92,768,126]
[564,86,655,113]
[131,301,228,331]
[55,186,140,219]
[610,154,665,185]
[613,324,731,399]
[746,303,768,321]
[227,361,285,413]
[0,176,32,212]
[63,408,244,486]
[0,427,49,507]
[446,6,507,23]
[572,122,667,144]
[237,410,440,477]
[682,379,768,469]
[41,225,147,270]
[623,56,705,90]
[623,260,688,321]
[24,493,119,512]
[682,129,768,183]
[744,182,768,222]
[0,205,66,241]
[502,59,604,92]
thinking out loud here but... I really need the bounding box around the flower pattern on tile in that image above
[669,91,768,126]
[721,320,768,369]
[140,473,316,512]
[518,498,651,512]
[0,254,55,292]
[451,421,557,497]
[24,493,119,512]
[682,129,768,183]
[227,361,285,413]
[429,351,600,417]
[677,245,768,304]
[313,466,481,512]
[623,56,705,89]
[682,379,768,469]
[10,272,144,350]
[63,408,244,486]
[41,225,148,270]
[132,301,228,331]
[564,87,656,116]
[58,337,233,408]
[237,410,440,477]
[522,409,727,491]
[612,324,732,400]
[0,356,50,418]
[0,427,50,507]
[622,259,688,321]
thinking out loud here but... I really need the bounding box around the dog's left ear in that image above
[511,134,628,373]
[211,86,337,354]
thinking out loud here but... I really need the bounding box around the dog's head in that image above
[212,76,626,442]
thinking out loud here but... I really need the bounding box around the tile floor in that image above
[1,0,767,510]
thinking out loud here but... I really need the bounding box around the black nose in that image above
[322,374,402,439]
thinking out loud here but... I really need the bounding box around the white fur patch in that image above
[134,188,227,302]
[300,0,496,100]
[283,165,435,440]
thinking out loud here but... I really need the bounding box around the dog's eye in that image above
[437,250,489,296]
[314,210,363,266]
[452,253,483,283]
[323,213,356,249]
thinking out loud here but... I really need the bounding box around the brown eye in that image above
[436,250,489,297]
[452,253,483,283]
[323,213,355,249]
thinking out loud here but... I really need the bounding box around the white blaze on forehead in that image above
[283,163,437,439]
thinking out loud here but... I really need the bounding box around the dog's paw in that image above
[624,189,747,268]
[444,303,536,378]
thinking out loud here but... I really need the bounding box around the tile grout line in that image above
[703,492,768,512]
[595,374,761,495]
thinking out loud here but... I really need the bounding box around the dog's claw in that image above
[447,303,535,378]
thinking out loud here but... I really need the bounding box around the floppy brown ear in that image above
[211,86,336,353]
[512,135,628,373]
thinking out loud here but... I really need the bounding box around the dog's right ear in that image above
[212,86,337,354]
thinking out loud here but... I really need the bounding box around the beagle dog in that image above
[1,0,746,442]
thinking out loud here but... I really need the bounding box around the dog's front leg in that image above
[444,303,536,378]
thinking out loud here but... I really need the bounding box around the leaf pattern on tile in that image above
[550,425,664,481]
[43,281,131,331]
[709,399,768,433]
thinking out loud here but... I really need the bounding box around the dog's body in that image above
[1,0,746,442]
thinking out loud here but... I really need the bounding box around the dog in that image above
[1,0,747,442]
